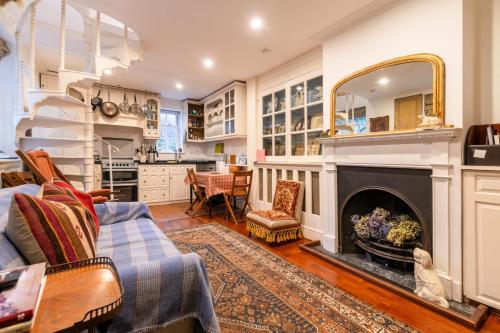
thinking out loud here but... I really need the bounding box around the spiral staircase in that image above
[1,0,143,190]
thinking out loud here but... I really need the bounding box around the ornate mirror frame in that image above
[329,53,445,137]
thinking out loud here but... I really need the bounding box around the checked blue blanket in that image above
[95,201,220,333]
[0,185,219,333]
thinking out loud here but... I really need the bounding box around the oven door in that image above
[103,182,138,202]
[102,169,138,183]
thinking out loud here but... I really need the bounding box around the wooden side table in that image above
[31,258,123,333]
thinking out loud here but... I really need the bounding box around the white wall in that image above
[466,0,500,125]
[323,0,464,130]
[0,51,17,155]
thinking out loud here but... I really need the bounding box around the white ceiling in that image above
[70,0,380,100]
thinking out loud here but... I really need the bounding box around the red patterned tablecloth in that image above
[184,172,235,197]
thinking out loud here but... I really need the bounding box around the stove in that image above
[102,159,137,169]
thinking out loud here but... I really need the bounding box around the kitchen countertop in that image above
[138,160,216,165]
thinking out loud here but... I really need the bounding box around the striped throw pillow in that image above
[6,191,97,266]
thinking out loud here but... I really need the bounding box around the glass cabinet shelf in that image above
[263,115,273,135]
[291,133,305,156]
[307,103,323,130]
[307,131,322,156]
[274,112,285,134]
[274,135,286,156]
[274,89,286,112]
[307,76,323,104]
[291,108,304,132]
[263,137,272,156]
[291,83,305,108]
[263,94,273,115]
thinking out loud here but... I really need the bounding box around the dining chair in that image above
[185,168,208,216]
[223,170,253,224]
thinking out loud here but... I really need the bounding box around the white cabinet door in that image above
[464,170,500,310]
[140,174,150,188]
[169,173,179,201]
[160,188,169,202]
[138,189,149,202]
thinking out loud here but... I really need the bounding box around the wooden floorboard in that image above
[150,203,500,333]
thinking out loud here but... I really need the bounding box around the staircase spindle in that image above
[124,25,128,63]
[95,11,101,57]
[59,0,67,72]
[15,31,23,113]
[29,4,36,89]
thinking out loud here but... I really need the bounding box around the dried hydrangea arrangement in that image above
[351,207,421,247]
[386,219,421,247]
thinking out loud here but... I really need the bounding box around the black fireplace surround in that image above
[337,166,433,256]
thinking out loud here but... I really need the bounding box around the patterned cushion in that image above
[272,180,303,218]
[6,192,97,265]
[0,185,40,270]
[250,210,293,221]
[53,181,100,233]
[246,211,299,229]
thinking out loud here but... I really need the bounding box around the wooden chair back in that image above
[187,168,203,198]
[16,149,70,185]
[230,170,253,198]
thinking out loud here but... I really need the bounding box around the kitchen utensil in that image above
[91,89,103,111]
[129,94,142,114]
[119,93,129,113]
[141,93,150,117]
[101,89,119,118]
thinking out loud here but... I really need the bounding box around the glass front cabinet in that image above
[204,81,247,141]
[144,96,161,139]
[261,74,323,157]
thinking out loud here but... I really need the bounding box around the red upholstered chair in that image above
[16,150,110,203]
[246,179,304,244]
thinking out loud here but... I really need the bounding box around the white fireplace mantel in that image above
[319,127,463,302]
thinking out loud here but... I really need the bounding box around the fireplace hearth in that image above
[336,166,433,289]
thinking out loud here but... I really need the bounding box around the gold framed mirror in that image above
[330,53,444,137]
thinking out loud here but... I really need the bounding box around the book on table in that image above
[0,263,46,332]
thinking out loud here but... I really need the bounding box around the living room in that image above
[0,0,499,332]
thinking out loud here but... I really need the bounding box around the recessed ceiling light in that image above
[250,17,263,30]
[378,77,389,85]
[175,82,183,90]
[203,58,214,69]
[103,69,112,75]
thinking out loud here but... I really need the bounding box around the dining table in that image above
[184,171,236,218]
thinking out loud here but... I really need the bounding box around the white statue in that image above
[413,248,449,308]
[417,115,443,130]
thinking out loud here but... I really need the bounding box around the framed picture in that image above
[369,116,390,132]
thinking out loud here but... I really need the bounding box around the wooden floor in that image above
[150,203,500,333]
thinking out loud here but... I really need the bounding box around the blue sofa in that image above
[0,185,220,333]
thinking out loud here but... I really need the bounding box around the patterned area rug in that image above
[167,224,417,333]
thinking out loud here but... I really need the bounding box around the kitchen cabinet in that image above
[204,81,246,142]
[463,167,500,310]
[144,98,160,139]
[138,164,194,204]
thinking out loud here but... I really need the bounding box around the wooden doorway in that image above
[394,94,422,130]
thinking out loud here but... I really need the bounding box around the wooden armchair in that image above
[15,149,111,203]
[246,180,304,244]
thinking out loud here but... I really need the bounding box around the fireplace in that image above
[336,166,432,289]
